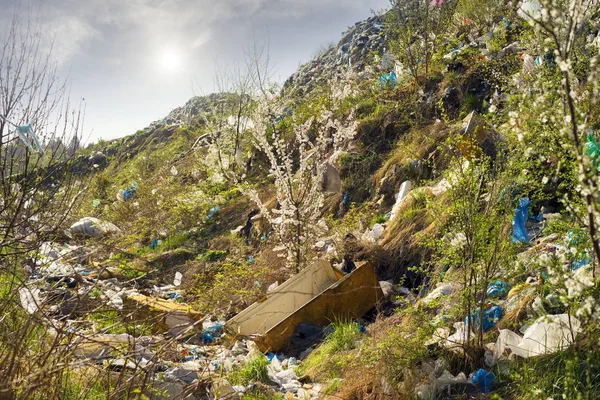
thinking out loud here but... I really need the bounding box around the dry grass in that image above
[372,122,450,189]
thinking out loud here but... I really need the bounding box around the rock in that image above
[70,217,122,238]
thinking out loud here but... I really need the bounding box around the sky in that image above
[1,0,390,143]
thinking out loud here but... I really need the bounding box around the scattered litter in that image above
[208,206,220,219]
[0,115,44,153]
[443,43,468,60]
[369,223,385,241]
[585,132,600,171]
[117,183,137,202]
[343,193,350,208]
[423,283,455,306]
[444,322,474,350]
[378,71,397,88]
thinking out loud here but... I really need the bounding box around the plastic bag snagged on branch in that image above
[0,115,44,153]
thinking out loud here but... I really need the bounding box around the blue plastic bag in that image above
[201,332,213,344]
[208,206,220,219]
[472,368,495,394]
[266,352,283,362]
[512,198,531,243]
[572,255,591,270]
[466,305,503,332]
[378,72,397,89]
[203,322,223,337]
[123,182,137,201]
[486,281,511,298]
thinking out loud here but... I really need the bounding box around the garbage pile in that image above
[284,15,387,97]
[17,234,331,399]
[409,206,593,398]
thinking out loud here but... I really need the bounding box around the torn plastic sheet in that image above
[19,287,41,314]
[494,314,581,361]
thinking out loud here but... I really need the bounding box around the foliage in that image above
[203,249,228,262]
[228,356,270,385]
[426,151,516,347]
[240,90,358,272]
[298,320,362,378]
[190,259,268,314]
[386,0,458,82]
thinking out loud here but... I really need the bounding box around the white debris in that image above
[390,180,413,222]
[267,281,279,292]
[105,289,124,309]
[494,314,581,360]
[173,272,183,287]
[444,322,474,351]
[70,217,122,238]
[19,287,41,314]
[370,223,385,241]
[423,283,456,306]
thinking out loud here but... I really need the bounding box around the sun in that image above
[159,48,182,73]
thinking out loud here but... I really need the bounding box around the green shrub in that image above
[203,250,228,261]
[228,356,269,385]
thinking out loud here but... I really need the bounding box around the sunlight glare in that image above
[159,48,181,73]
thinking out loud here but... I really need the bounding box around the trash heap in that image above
[408,208,593,399]
[284,15,387,97]
[18,229,329,399]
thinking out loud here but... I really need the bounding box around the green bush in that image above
[203,250,228,261]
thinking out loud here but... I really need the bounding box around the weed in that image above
[298,320,362,378]
[228,356,270,385]
[371,214,387,225]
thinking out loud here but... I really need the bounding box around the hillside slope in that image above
[9,1,600,399]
